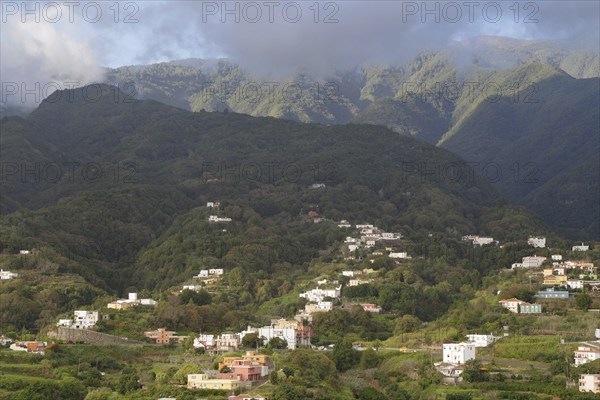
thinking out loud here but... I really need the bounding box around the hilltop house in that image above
[194,333,241,354]
[499,298,542,314]
[566,280,584,290]
[193,269,224,279]
[57,310,100,329]
[219,351,273,375]
[465,334,499,347]
[73,311,99,329]
[144,328,188,344]
[512,255,547,269]
[107,293,157,310]
[528,237,546,248]
[181,284,204,292]
[537,288,573,299]
[299,285,341,303]
[389,252,410,259]
[187,374,247,390]
[240,320,312,350]
[579,374,600,394]
[0,269,18,280]
[304,302,333,313]
[348,278,373,287]
[208,215,232,222]
[572,243,589,251]
[217,359,263,382]
[443,342,476,365]
[9,341,47,354]
[543,275,568,285]
[462,235,495,246]
[361,304,382,313]
[574,345,600,366]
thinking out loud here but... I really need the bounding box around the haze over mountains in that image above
[101,37,600,239]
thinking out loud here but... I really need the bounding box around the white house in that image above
[107,293,157,310]
[389,252,410,259]
[208,215,232,222]
[299,286,341,303]
[381,232,401,240]
[255,326,298,349]
[206,201,220,208]
[473,237,495,246]
[551,254,563,261]
[348,278,373,287]
[355,224,374,229]
[342,271,355,277]
[0,269,18,280]
[499,298,528,313]
[57,319,73,327]
[443,342,476,365]
[209,268,224,276]
[574,345,600,366]
[465,334,499,347]
[195,270,210,278]
[566,280,584,290]
[512,255,547,269]
[579,374,600,394]
[338,220,351,228]
[348,244,359,252]
[182,285,204,292]
[573,243,590,251]
[194,333,241,351]
[304,301,333,314]
[463,235,494,246]
[528,237,546,248]
[73,310,99,329]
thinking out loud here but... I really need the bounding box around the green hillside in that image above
[0,84,550,292]
[440,64,600,239]
[100,41,600,239]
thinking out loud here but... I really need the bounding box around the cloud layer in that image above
[2,1,598,107]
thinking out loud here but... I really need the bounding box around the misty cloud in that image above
[1,0,598,107]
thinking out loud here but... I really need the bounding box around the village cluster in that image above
[2,219,599,396]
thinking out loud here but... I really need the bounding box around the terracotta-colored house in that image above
[218,360,262,382]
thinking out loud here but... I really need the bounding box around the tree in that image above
[575,293,593,310]
[461,359,487,383]
[116,367,141,394]
[270,370,279,384]
[268,337,288,349]
[272,383,308,400]
[394,314,422,334]
[332,337,358,372]
[242,332,264,348]
[179,289,211,306]
[359,387,388,400]
[360,347,380,369]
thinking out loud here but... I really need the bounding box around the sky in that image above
[1,1,599,107]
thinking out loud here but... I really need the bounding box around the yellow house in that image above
[218,351,272,370]
[187,374,245,390]
[242,351,271,366]
[543,275,567,285]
